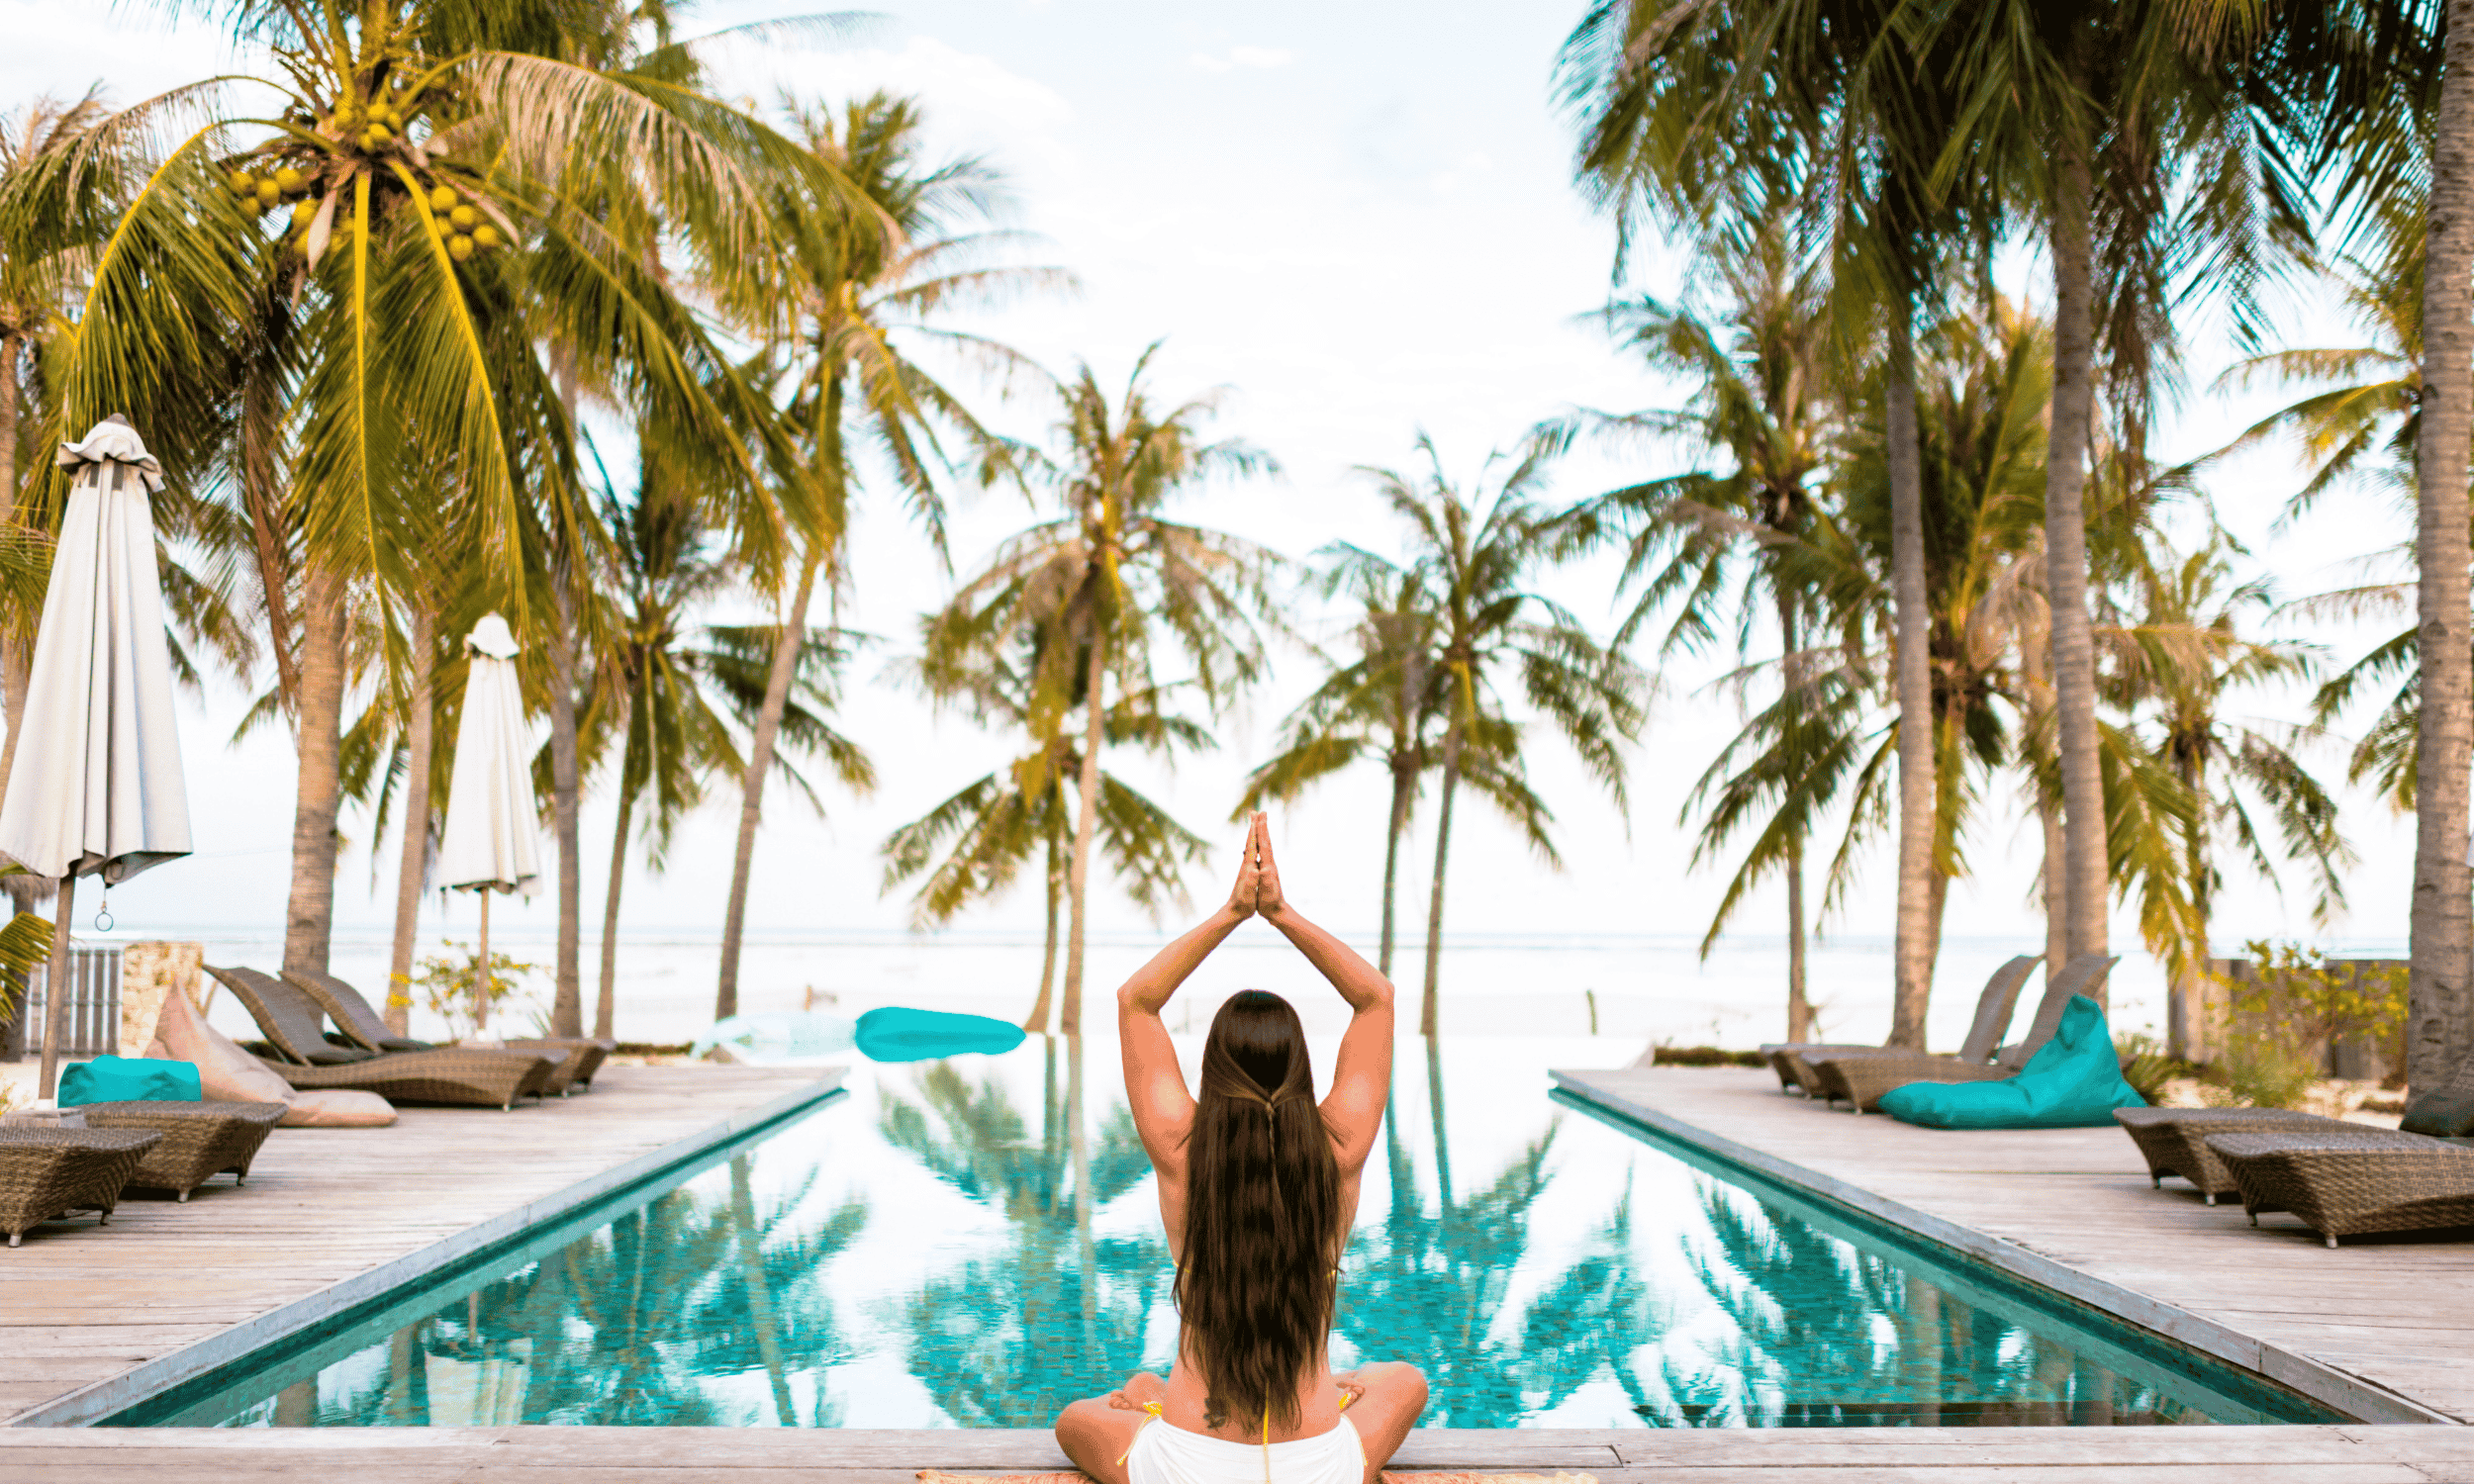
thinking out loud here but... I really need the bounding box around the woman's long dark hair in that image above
[1174,990,1342,1432]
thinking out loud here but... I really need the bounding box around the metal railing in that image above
[2,946,122,1062]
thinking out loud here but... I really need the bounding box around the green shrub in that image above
[2224,940,2405,1062]
[412,941,541,1042]
[2114,1031,2188,1105]
[2204,1040,2322,1110]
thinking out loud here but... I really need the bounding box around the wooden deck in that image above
[1552,1066,2474,1427]
[5,1423,2474,1481]
[0,1064,844,1429]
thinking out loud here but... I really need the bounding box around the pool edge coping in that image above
[5,1067,850,1430]
[1548,1067,2457,1429]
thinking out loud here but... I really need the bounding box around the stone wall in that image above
[120,942,204,1058]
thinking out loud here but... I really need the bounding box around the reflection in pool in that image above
[187,1035,2333,1429]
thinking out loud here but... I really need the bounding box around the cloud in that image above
[1189,46,1296,74]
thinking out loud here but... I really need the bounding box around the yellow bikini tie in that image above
[1114,1401,1165,1467]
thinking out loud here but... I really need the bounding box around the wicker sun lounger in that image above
[1810,954,2121,1113]
[1760,956,2039,1096]
[2204,1128,2474,1248]
[78,1100,288,1201]
[208,967,555,1110]
[0,1128,165,1247]
[284,969,615,1095]
[2113,1106,2347,1203]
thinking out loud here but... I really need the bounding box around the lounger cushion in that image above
[281,1089,398,1128]
[146,984,297,1104]
[1878,996,2146,1129]
[144,984,395,1126]
[2401,1088,2474,1139]
[59,1056,201,1106]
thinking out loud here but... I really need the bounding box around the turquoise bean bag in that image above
[854,1006,1026,1063]
[1877,995,2146,1129]
[59,1056,202,1107]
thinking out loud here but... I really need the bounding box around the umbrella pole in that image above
[37,876,74,1101]
[475,889,490,1039]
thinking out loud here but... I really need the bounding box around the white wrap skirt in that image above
[1124,1417,1365,1484]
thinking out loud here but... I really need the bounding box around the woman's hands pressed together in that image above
[1247,812,1286,919]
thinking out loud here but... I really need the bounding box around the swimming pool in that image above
[144,1035,2336,1429]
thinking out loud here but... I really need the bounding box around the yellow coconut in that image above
[227,170,254,195]
[448,234,475,262]
[255,179,281,205]
[291,199,319,229]
[471,225,503,250]
[448,205,478,230]
[429,185,458,213]
[273,166,304,195]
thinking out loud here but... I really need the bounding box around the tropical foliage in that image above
[0,0,2466,1096]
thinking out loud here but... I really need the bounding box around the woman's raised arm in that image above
[1116,834,1258,1168]
[1249,815,1394,1173]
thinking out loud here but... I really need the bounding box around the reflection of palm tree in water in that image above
[1336,1040,1659,1426]
[879,1036,1168,1427]
[1668,1181,2182,1426]
[310,1154,864,1426]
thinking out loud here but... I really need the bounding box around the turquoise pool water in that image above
[158,1036,2334,1429]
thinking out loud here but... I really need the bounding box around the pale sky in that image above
[2,0,2420,963]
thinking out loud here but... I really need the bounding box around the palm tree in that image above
[924,347,1281,1035]
[1344,434,1648,1036]
[1562,223,1834,1039]
[2110,536,2349,1059]
[1560,0,1983,1048]
[50,0,829,977]
[1690,299,2198,1004]
[713,92,1054,1023]
[0,91,128,860]
[884,629,1210,1032]
[1235,565,1446,979]
[585,470,742,1041]
[2402,1,2474,1091]
[1944,0,2325,980]
[522,6,876,1039]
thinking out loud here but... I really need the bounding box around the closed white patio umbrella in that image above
[0,416,192,1099]
[435,613,538,1033]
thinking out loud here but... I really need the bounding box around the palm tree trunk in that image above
[1023,824,1063,1033]
[1060,634,1108,1037]
[2169,752,2209,1062]
[728,1159,798,1427]
[2045,124,2111,981]
[386,608,435,1037]
[2410,0,2474,1098]
[284,563,349,975]
[597,783,634,1041]
[0,333,29,868]
[1785,833,1811,1042]
[1886,314,1936,1050]
[1380,759,1415,980]
[548,612,583,1037]
[2,289,32,876]
[1419,717,1467,1037]
[1777,596,1811,1041]
[715,545,820,1022]
[2039,792,2067,980]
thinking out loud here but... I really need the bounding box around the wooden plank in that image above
[0,1067,844,1428]
[1553,1067,2474,1426]
[9,1425,2474,1480]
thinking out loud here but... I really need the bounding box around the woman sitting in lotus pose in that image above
[1055,813,1427,1484]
